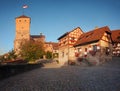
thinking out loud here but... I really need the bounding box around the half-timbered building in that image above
[57,27,83,65]
[74,26,113,65]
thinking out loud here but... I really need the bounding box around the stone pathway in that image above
[0,57,120,91]
[43,62,61,68]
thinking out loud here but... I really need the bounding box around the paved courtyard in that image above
[0,57,120,91]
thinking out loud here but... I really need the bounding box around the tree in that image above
[0,49,17,62]
[46,51,52,59]
[8,49,17,60]
[19,40,45,62]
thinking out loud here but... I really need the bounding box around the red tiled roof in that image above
[16,15,30,19]
[74,26,111,46]
[111,30,120,43]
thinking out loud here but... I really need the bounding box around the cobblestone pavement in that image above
[0,57,120,91]
[43,62,61,68]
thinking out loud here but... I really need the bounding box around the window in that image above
[86,35,89,38]
[63,41,66,44]
[62,52,64,57]
[85,48,87,52]
[78,48,82,52]
[117,36,120,40]
[93,45,97,51]
[70,37,75,40]
[106,47,110,55]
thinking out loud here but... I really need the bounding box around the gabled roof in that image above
[74,26,111,47]
[16,15,30,19]
[111,30,120,43]
[57,32,69,40]
[57,27,83,40]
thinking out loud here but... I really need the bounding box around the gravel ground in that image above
[0,57,120,91]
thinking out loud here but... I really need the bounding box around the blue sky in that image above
[0,0,120,55]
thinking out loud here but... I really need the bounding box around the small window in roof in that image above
[86,35,89,38]
[90,32,93,35]
[86,32,93,38]
[117,36,120,40]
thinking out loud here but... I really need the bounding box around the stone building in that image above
[14,15,58,57]
[111,30,120,56]
[45,42,59,59]
[45,42,58,52]
[57,27,83,65]
[30,33,45,43]
[14,15,31,54]
[74,26,113,65]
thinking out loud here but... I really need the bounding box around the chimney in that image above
[40,33,42,35]
[95,26,99,29]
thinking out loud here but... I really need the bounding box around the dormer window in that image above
[71,37,75,40]
[117,36,120,40]
[86,35,89,38]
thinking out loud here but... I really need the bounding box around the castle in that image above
[14,15,120,65]
[14,15,58,56]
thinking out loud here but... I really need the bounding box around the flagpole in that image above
[22,8,24,15]
[22,5,28,15]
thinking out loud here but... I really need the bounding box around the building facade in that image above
[74,26,113,65]
[14,15,58,57]
[57,27,83,65]
[45,42,59,59]
[111,30,120,56]
[14,15,31,54]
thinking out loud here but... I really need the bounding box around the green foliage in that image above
[46,51,52,59]
[0,56,4,62]
[20,40,45,62]
[8,50,17,60]
[0,49,17,62]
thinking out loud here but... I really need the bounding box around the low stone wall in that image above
[0,63,43,80]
